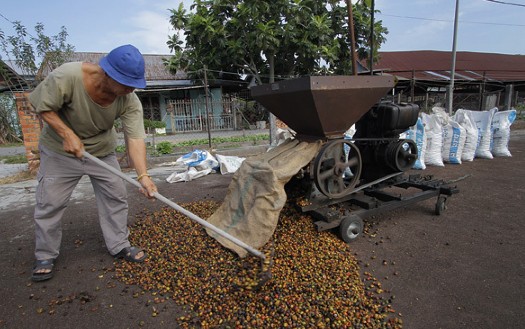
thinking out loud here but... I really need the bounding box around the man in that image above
[29,44,158,282]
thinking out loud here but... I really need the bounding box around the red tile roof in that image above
[373,51,525,83]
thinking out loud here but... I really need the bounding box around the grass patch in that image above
[119,134,270,156]
[173,134,269,147]
[0,154,28,164]
[0,142,23,148]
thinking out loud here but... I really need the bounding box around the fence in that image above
[118,93,269,161]
[167,97,237,133]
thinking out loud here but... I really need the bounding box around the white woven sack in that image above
[405,117,427,170]
[468,108,497,159]
[441,120,466,164]
[421,112,444,167]
[453,109,478,162]
[491,109,517,157]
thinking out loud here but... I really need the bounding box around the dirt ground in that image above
[1,131,524,329]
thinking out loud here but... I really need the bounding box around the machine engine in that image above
[353,101,420,182]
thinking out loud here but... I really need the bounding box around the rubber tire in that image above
[339,215,364,243]
[435,196,447,215]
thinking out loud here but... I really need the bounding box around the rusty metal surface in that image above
[251,75,395,139]
[374,51,525,82]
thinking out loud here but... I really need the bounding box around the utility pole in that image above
[447,0,460,115]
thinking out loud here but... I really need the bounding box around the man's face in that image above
[107,76,135,96]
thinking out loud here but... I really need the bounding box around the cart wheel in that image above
[339,215,364,243]
[435,196,447,215]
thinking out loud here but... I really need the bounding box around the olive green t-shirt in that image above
[29,62,146,157]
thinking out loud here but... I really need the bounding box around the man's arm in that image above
[127,138,158,198]
[40,111,84,158]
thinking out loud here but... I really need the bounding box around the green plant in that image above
[514,104,525,120]
[115,145,126,153]
[113,119,123,133]
[156,141,173,155]
[143,119,166,130]
[0,94,22,144]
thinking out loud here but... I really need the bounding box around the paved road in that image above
[0,164,184,212]
[0,146,25,157]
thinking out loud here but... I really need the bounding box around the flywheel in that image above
[313,139,362,199]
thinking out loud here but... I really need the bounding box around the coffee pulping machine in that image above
[251,76,458,243]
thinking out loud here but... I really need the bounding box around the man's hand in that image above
[40,111,84,158]
[62,131,85,158]
[138,175,158,198]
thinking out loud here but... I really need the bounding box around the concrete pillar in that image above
[504,84,514,110]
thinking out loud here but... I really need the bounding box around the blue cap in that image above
[99,44,146,89]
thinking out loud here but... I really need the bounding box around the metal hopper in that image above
[250,75,396,139]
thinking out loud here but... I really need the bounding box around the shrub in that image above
[143,119,166,130]
[156,141,173,155]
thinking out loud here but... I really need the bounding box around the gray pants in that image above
[34,145,130,260]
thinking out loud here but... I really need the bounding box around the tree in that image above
[0,21,74,143]
[1,21,75,80]
[0,94,21,144]
[166,0,387,84]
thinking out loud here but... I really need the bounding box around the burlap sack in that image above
[206,138,322,257]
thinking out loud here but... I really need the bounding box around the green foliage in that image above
[113,119,123,133]
[0,94,21,144]
[515,103,525,111]
[515,103,525,120]
[115,145,126,153]
[1,21,74,144]
[166,0,388,82]
[0,21,75,82]
[143,119,167,129]
[156,141,173,154]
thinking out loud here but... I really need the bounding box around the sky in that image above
[0,0,524,60]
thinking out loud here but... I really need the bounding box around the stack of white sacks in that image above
[401,106,517,170]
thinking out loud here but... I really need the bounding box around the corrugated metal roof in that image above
[0,60,32,92]
[373,51,525,83]
[41,52,187,82]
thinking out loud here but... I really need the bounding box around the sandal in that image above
[113,246,147,263]
[32,259,54,282]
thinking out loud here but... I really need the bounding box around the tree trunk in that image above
[268,53,278,146]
